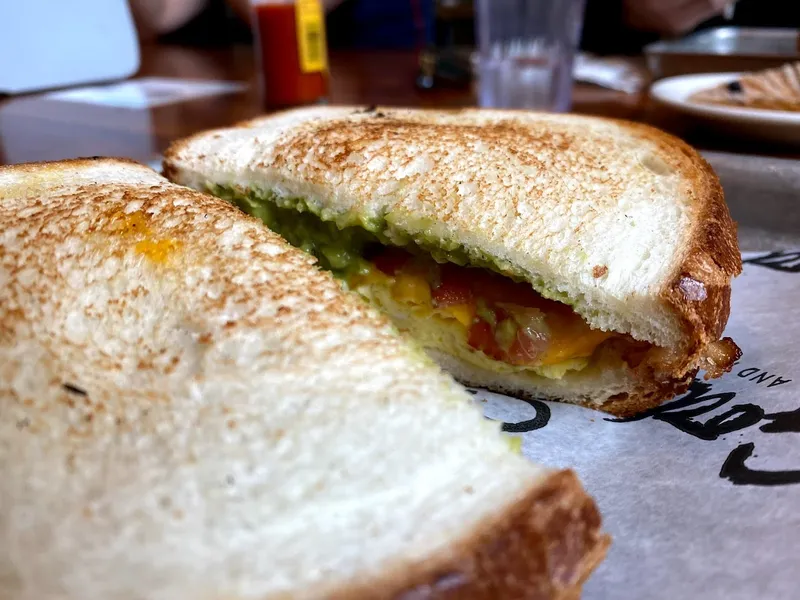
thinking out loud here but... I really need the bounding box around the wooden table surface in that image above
[0,44,798,167]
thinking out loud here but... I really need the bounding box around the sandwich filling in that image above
[210,185,670,380]
[351,248,614,378]
[207,184,741,386]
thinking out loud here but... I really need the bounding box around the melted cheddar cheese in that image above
[348,266,610,380]
[111,211,181,265]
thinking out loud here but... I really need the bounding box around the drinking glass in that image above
[475,0,586,111]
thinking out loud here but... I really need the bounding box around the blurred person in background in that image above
[129,0,799,51]
[128,0,431,48]
[129,0,251,44]
[583,0,800,54]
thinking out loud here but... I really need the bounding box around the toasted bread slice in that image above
[0,158,608,599]
[689,62,800,112]
[163,107,740,415]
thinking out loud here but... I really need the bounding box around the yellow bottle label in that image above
[295,0,328,73]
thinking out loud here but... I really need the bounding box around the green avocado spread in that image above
[206,183,578,307]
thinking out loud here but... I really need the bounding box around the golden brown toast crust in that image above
[652,134,741,394]
[569,119,740,360]
[661,148,740,349]
[328,470,609,600]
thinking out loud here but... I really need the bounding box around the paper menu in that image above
[475,251,800,600]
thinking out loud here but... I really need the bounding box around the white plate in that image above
[649,72,800,144]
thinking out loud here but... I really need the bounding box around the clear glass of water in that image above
[475,0,586,112]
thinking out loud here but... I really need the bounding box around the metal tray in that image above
[646,27,799,79]
[702,151,800,252]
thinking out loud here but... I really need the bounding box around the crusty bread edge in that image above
[563,118,740,364]
[427,346,695,418]
[321,469,609,600]
[0,155,153,177]
[648,129,741,361]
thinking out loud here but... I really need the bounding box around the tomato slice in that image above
[507,328,549,366]
[467,319,504,361]
[432,264,473,307]
[467,268,547,309]
[372,247,411,276]
[432,283,473,308]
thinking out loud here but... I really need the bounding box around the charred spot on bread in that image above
[63,383,88,396]
[726,80,743,93]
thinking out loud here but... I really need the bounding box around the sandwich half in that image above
[0,158,608,599]
[164,106,742,416]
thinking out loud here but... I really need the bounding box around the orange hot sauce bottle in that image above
[253,0,330,108]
